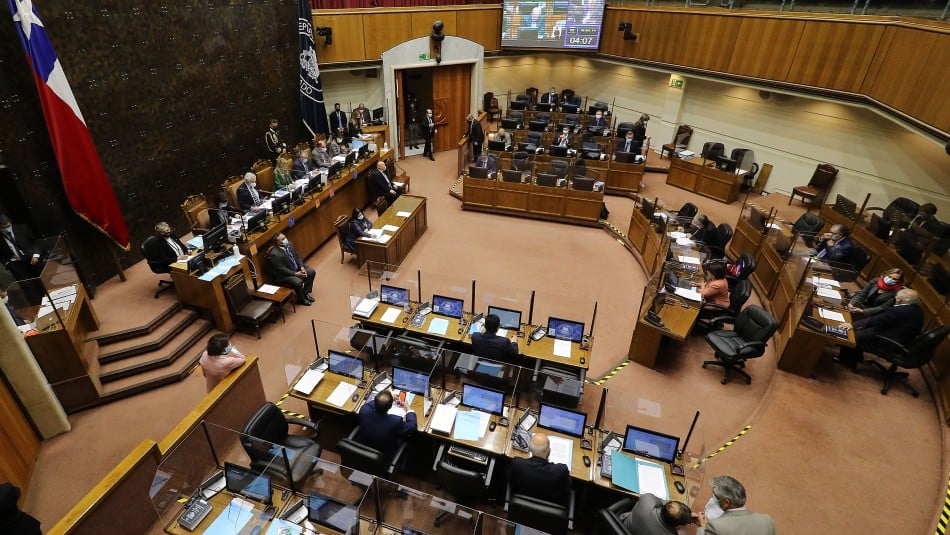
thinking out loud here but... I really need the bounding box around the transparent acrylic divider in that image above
[418,269,475,315]
[5,236,80,331]
[442,351,524,411]
[480,513,522,534]
[470,278,534,330]
[374,478,479,535]
[528,287,596,339]
[152,422,374,534]
[680,416,707,509]
[350,261,413,308]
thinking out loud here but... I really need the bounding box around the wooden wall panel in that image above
[728,17,806,80]
[456,7,502,52]
[903,34,950,132]
[678,14,741,72]
[363,12,414,59]
[0,376,39,497]
[313,14,366,63]
[599,9,647,58]
[633,11,690,65]
[786,20,886,92]
[411,11,457,40]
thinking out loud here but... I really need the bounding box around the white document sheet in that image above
[677,255,701,265]
[430,404,458,434]
[475,410,491,438]
[257,284,280,294]
[396,211,412,218]
[376,234,392,244]
[668,231,687,239]
[553,339,573,358]
[674,288,703,302]
[428,318,450,335]
[547,435,574,472]
[292,370,324,395]
[813,276,841,288]
[637,461,669,500]
[380,307,401,323]
[818,308,846,322]
[816,287,841,300]
[326,382,357,407]
[381,224,400,232]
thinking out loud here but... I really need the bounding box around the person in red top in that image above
[198,333,246,392]
[699,263,731,310]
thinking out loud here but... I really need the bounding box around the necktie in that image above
[286,246,298,269]
[560,136,568,147]
[625,141,631,152]
[167,237,183,256]
[250,185,260,204]
[3,234,21,260]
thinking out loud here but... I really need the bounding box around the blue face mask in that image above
[222,344,233,355]
[0,226,12,236]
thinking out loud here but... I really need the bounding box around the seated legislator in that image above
[471,314,519,365]
[209,192,236,228]
[846,268,903,317]
[198,333,246,392]
[509,432,571,506]
[540,87,559,109]
[698,263,731,311]
[555,127,574,148]
[815,224,853,262]
[356,390,417,461]
[291,150,315,182]
[473,153,497,175]
[689,214,718,244]
[311,140,332,168]
[617,493,694,535]
[328,135,348,158]
[265,233,315,306]
[836,289,924,368]
[236,172,266,212]
[615,130,641,156]
[273,156,294,189]
[369,161,402,205]
[142,221,188,272]
[345,208,373,251]
[589,110,608,132]
[905,202,938,234]
[696,475,775,535]
[0,214,43,281]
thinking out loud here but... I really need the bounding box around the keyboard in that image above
[178,498,213,531]
[599,452,613,478]
[448,445,489,465]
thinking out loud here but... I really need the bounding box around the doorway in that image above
[396,63,472,159]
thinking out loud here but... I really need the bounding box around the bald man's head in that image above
[528,432,551,459]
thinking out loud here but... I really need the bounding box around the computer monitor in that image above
[432,294,464,319]
[272,192,292,215]
[622,425,680,464]
[547,317,585,343]
[327,350,363,380]
[245,210,268,234]
[548,145,569,157]
[538,403,587,438]
[501,118,520,130]
[203,223,228,253]
[468,165,489,179]
[501,169,524,183]
[224,462,272,505]
[582,150,602,160]
[350,139,366,152]
[461,383,505,415]
[357,144,369,160]
[640,198,655,220]
[306,173,325,194]
[509,100,526,111]
[344,151,356,168]
[561,103,579,114]
[528,120,547,132]
[372,107,384,121]
[615,151,638,164]
[536,103,552,112]
[716,155,738,173]
[536,173,559,187]
[392,366,429,396]
[402,526,431,535]
[487,305,522,330]
[488,139,507,151]
[380,284,409,306]
[307,492,359,534]
[186,251,206,274]
[328,161,343,178]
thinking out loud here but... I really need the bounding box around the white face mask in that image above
[279,239,289,247]
[222,344,233,355]
[595,114,602,120]
[357,214,364,220]
[883,276,898,285]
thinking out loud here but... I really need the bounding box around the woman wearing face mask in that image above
[846,268,904,317]
[198,333,246,392]
[345,208,373,251]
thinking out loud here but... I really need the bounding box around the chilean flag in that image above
[9,0,130,250]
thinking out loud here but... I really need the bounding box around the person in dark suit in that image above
[618,493,693,535]
[846,267,904,317]
[540,87,558,109]
[345,208,373,251]
[236,172,266,212]
[355,103,372,126]
[208,192,235,228]
[836,288,924,368]
[615,131,641,155]
[555,127,574,148]
[589,110,608,132]
[689,214,719,244]
[265,233,315,306]
[509,432,571,506]
[695,476,775,535]
[423,108,436,161]
[356,390,417,461]
[465,114,485,158]
[328,103,349,138]
[369,161,401,205]
[0,482,42,535]
[815,224,853,263]
[311,141,332,168]
[291,150,315,182]
[0,214,43,281]
[142,222,188,273]
[473,153,497,175]
[471,314,519,364]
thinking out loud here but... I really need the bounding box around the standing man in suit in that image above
[236,172,266,212]
[0,214,43,281]
[142,222,188,274]
[264,118,286,162]
[695,476,775,535]
[836,288,924,368]
[815,224,853,262]
[291,150,315,182]
[465,114,485,159]
[618,493,694,535]
[508,432,571,506]
[265,233,315,306]
[423,108,436,161]
[471,314,518,364]
[356,390,417,461]
[369,161,401,206]
[329,103,348,138]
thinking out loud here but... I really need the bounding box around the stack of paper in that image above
[547,436,574,471]
[553,339,573,358]
[256,284,280,295]
[326,382,358,407]
[353,298,379,318]
[818,308,845,322]
[674,287,703,302]
[430,404,457,434]
[293,369,324,395]
[380,307,401,323]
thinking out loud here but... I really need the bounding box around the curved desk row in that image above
[462,175,604,226]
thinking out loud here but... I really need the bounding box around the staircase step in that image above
[98,320,213,384]
[97,350,204,404]
[98,309,198,364]
[86,302,182,345]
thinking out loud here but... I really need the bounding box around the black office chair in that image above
[792,213,824,247]
[595,497,637,535]
[928,261,950,296]
[703,305,778,385]
[512,151,531,172]
[522,132,543,153]
[709,223,733,259]
[695,279,752,332]
[676,202,698,220]
[140,236,175,299]
[549,159,569,179]
[241,402,322,493]
[866,196,919,228]
[337,425,407,480]
[865,326,950,397]
[505,481,575,535]
[701,142,725,161]
[572,176,596,192]
[536,112,551,125]
[348,325,390,369]
[866,213,892,241]
[223,272,277,338]
[615,122,634,138]
[432,444,495,526]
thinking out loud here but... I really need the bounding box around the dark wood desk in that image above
[627,207,664,276]
[462,176,604,226]
[589,429,683,499]
[667,157,742,204]
[288,367,374,417]
[521,329,592,381]
[424,391,512,456]
[170,257,251,332]
[356,194,427,270]
[605,161,644,195]
[507,408,593,482]
[629,295,701,369]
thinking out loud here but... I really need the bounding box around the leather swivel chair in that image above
[703,305,778,385]
[548,159,569,179]
[695,279,752,332]
[521,132,543,154]
[701,142,725,162]
[334,214,358,264]
[241,402,322,493]
[726,252,756,289]
[709,223,733,259]
[595,497,637,535]
[572,176,596,192]
[616,122,635,138]
[432,444,495,525]
[866,326,950,397]
[792,213,825,247]
[224,272,277,338]
[140,236,175,299]
[512,151,531,172]
[866,196,919,228]
[505,480,575,535]
[676,202,698,220]
[337,425,407,480]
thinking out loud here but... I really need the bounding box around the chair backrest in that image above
[808,163,838,188]
[793,213,824,235]
[848,245,871,273]
[672,124,692,147]
[616,122,634,137]
[678,202,698,218]
[253,160,275,193]
[242,402,289,449]
[883,197,920,225]
[734,305,778,346]
[896,326,950,368]
[702,142,725,161]
[526,132,542,145]
[224,272,251,313]
[929,261,950,295]
[736,252,756,280]
[374,196,389,215]
[334,214,351,251]
[223,175,244,207]
[436,458,488,501]
[563,113,579,125]
[181,194,209,228]
[730,280,753,312]
[508,494,570,535]
[512,152,531,171]
[510,111,524,123]
[141,236,170,275]
[549,159,568,178]
[536,112,551,124]
[337,437,388,477]
[715,223,733,248]
[572,176,595,191]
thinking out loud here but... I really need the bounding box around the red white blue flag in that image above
[9,0,130,249]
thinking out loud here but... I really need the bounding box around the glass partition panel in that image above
[528,287,596,339]
[375,479,479,535]
[480,513,523,534]
[4,237,81,331]
[471,278,533,334]
[442,352,526,410]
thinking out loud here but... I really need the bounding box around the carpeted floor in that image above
[23,148,948,534]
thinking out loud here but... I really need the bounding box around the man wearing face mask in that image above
[265,118,286,162]
[695,475,775,534]
[328,135,348,157]
[266,233,315,306]
[208,192,237,228]
[292,150,316,183]
[236,172,267,212]
[369,161,401,206]
[615,130,641,156]
[589,110,607,133]
[328,103,348,138]
[556,126,573,148]
[142,221,189,275]
[423,108,437,161]
[0,214,43,281]
[464,113,484,159]
[311,141,332,168]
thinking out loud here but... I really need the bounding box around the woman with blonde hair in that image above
[273,156,294,189]
[846,267,904,317]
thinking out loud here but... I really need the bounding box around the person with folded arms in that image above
[199,333,246,392]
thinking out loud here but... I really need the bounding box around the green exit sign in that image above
[670,79,684,89]
[419,53,430,60]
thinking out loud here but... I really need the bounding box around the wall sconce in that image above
[316,26,332,46]
[618,23,638,42]
[431,21,445,64]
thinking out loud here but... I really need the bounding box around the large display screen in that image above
[502,0,606,50]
